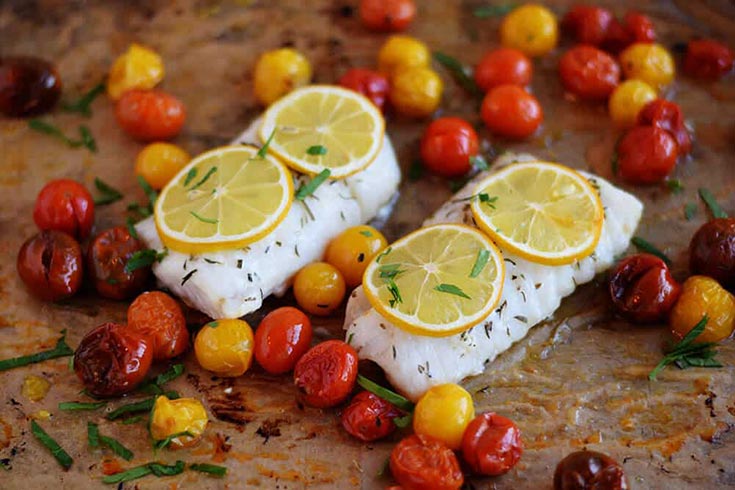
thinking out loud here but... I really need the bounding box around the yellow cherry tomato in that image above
[293,262,346,316]
[500,4,559,57]
[413,383,475,450]
[390,66,444,118]
[377,35,430,78]
[325,225,388,288]
[150,395,208,448]
[619,43,675,91]
[670,276,735,343]
[608,79,657,128]
[134,142,191,190]
[107,43,164,100]
[253,48,312,106]
[194,319,254,377]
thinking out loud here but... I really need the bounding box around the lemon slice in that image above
[470,161,604,266]
[362,224,505,337]
[258,85,385,178]
[155,145,293,254]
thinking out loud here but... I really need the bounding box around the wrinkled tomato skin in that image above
[293,340,358,408]
[420,117,479,178]
[616,126,678,185]
[74,322,153,397]
[481,84,543,139]
[33,179,95,240]
[87,226,149,300]
[359,0,416,32]
[637,99,692,155]
[115,89,186,141]
[684,39,734,80]
[127,291,189,360]
[0,56,61,117]
[338,68,390,111]
[461,412,523,476]
[562,5,613,46]
[254,306,313,374]
[341,391,403,442]
[554,450,629,490]
[689,218,735,291]
[609,253,681,323]
[559,45,620,100]
[390,434,464,490]
[17,230,83,302]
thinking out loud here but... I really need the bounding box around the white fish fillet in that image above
[344,153,643,401]
[136,118,401,319]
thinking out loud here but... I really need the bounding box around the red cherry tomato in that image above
[87,226,150,300]
[637,99,691,154]
[74,322,153,397]
[338,68,390,111]
[420,117,479,178]
[562,5,613,46]
[254,306,313,374]
[390,434,464,490]
[359,0,416,32]
[616,126,678,185]
[481,85,543,139]
[17,230,83,302]
[461,412,523,476]
[127,291,189,360]
[33,179,94,240]
[115,89,186,141]
[684,39,734,81]
[474,48,533,92]
[0,56,62,117]
[341,391,403,442]
[559,45,620,100]
[624,11,656,44]
[293,340,357,408]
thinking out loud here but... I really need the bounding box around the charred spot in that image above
[255,418,288,444]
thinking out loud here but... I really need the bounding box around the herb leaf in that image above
[87,421,101,448]
[28,119,81,147]
[137,363,185,395]
[666,179,683,194]
[432,51,481,97]
[393,413,413,428]
[295,169,331,201]
[434,283,471,299]
[184,167,198,187]
[190,211,219,224]
[59,401,107,411]
[257,128,276,158]
[105,391,179,421]
[356,375,414,412]
[631,236,671,266]
[93,178,123,206]
[648,316,720,380]
[387,279,403,308]
[190,463,227,477]
[124,249,168,273]
[684,202,697,221]
[78,125,97,152]
[698,188,728,219]
[306,145,327,155]
[102,465,153,484]
[31,420,73,470]
[469,249,490,278]
[190,166,217,190]
[137,175,158,207]
[100,435,134,461]
[149,460,186,477]
[0,330,73,371]
[359,230,373,237]
[154,431,194,451]
[61,82,105,116]
[473,4,515,18]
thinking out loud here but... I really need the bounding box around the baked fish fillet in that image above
[136,118,401,319]
[344,153,643,401]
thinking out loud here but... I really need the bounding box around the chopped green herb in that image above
[666,179,684,194]
[190,211,219,224]
[359,230,373,237]
[28,119,96,152]
[79,125,97,152]
[649,316,721,380]
[124,249,168,273]
[408,160,424,181]
[393,413,413,428]
[100,435,134,461]
[61,82,105,116]
[87,422,101,448]
[376,247,392,263]
[470,155,489,171]
[432,52,481,97]
[102,465,153,484]
[149,460,186,477]
[469,249,490,278]
[379,263,405,280]
[479,193,497,208]
[137,175,158,207]
[154,431,194,451]
[346,332,355,345]
[698,188,728,219]
[473,4,515,18]
[106,392,179,421]
[59,401,107,412]
[127,202,152,218]
[295,169,331,200]
[93,178,123,206]
[434,283,471,299]
[31,420,73,470]
[306,145,328,155]
[387,279,403,308]
[126,216,140,239]
[684,202,698,221]
[189,463,227,477]
[191,166,218,190]
[121,416,145,425]
[184,167,198,187]
[449,177,470,193]
[138,363,184,395]
[257,128,276,158]
[0,330,73,371]
[631,236,671,266]
[356,375,414,412]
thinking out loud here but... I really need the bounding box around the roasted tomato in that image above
[420,117,480,178]
[17,230,83,302]
[602,11,657,54]
[670,275,735,343]
[33,179,95,240]
[562,5,613,46]
[474,48,533,92]
[194,319,254,377]
[150,395,208,449]
[500,4,558,58]
[609,253,681,324]
[0,56,61,117]
[325,225,388,288]
[359,0,416,32]
[115,89,186,141]
[637,99,691,155]
[293,262,346,316]
[389,66,443,118]
[413,383,474,450]
[616,126,678,185]
[127,291,189,360]
[558,45,620,100]
[481,84,543,139]
[74,322,153,397]
[619,43,675,91]
[554,450,629,490]
[254,306,313,374]
[87,226,150,300]
[461,412,523,476]
[253,48,312,106]
[689,219,735,290]
[341,391,403,442]
[293,340,358,408]
[338,68,390,111]
[608,79,657,128]
[390,434,464,490]
[684,38,734,81]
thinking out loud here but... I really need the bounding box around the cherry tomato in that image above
[474,48,533,92]
[341,391,403,442]
[689,218,735,291]
[127,291,189,360]
[637,99,691,155]
[17,230,83,302]
[377,35,430,78]
[115,89,186,141]
[107,43,164,101]
[616,126,678,185]
[254,306,313,374]
[670,276,735,343]
[253,48,312,106]
[359,0,416,32]
[325,225,388,288]
[419,117,479,178]
[87,226,150,300]
[134,142,191,190]
[609,253,681,324]
[338,68,390,111]
[500,4,558,58]
[390,434,464,490]
[293,340,358,408]
[73,322,153,397]
[559,45,620,100]
[554,450,629,490]
[33,179,94,240]
[562,5,613,46]
[684,39,734,81]
[150,395,208,449]
[624,11,656,44]
[194,319,254,377]
[608,79,657,128]
[293,262,346,316]
[389,66,443,118]
[413,383,474,450]
[481,84,543,139]
[0,56,61,117]
[461,412,523,476]
[619,43,675,91]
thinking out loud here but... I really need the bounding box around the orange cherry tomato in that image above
[87,226,150,300]
[115,89,186,141]
[684,39,734,81]
[558,45,620,100]
[481,85,543,139]
[616,126,678,185]
[562,5,613,46]
[33,179,94,240]
[127,291,189,361]
[420,117,479,178]
[474,48,532,92]
[338,68,390,111]
[293,340,357,408]
[359,0,416,32]
[341,391,403,442]
[254,306,313,374]
[390,434,464,490]
[637,99,691,154]
[461,412,523,476]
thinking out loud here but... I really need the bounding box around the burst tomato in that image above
[616,126,678,185]
[338,68,390,111]
[115,89,186,141]
[390,434,464,490]
[33,179,94,240]
[461,412,523,476]
[293,340,358,408]
[474,48,532,92]
[420,117,479,178]
[127,291,189,360]
[254,306,313,374]
[359,0,416,32]
[637,99,691,154]
[341,391,403,442]
[684,39,734,81]
[87,226,150,300]
[17,230,83,302]
[481,85,543,139]
[558,45,620,100]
